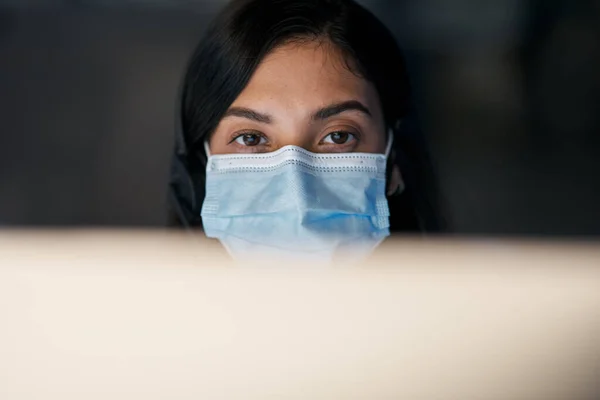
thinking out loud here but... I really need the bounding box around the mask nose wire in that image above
[204,130,393,159]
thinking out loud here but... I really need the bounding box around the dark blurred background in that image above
[0,0,598,235]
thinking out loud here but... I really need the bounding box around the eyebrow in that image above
[222,100,372,124]
[313,100,372,120]
[223,107,272,124]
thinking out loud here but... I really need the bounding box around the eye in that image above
[233,132,267,147]
[322,131,357,145]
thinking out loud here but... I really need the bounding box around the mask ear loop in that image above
[385,129,394,159]
[385,127,405,196]
[204,141,212,158]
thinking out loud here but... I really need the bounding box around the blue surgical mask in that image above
[201,133,393,264]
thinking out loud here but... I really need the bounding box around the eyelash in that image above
[229,129,361,148]
[320,131,359,145]
[228,131,269,146]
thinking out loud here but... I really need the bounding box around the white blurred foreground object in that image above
[0,230,599,400]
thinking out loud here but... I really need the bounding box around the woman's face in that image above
[208,40,387,155]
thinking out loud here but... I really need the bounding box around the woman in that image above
[169,0,442,262]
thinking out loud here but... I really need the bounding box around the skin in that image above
[209,39,402,194]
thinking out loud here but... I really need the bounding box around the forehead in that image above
[232,40,381,112]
